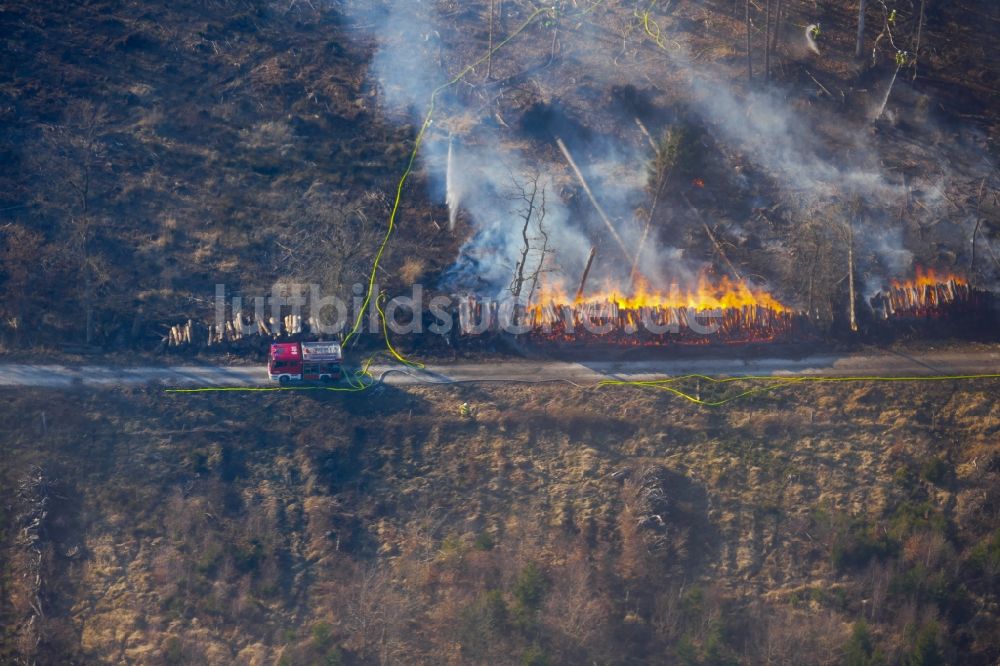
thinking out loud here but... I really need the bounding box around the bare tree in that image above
[43,101,111,345]
[527,212,550,305]
[866,558,892,621]
[376,584,412,666]
[651,583,686,644]
[0,225,44,339]
[509,173,538,302]
[745,0,753,81]
[70,115,103,216]
[271,186,387,299]
[969,178,988,275]
[507,170,551,306]
[345,563,389,656]
[805,238,821,320]
[542,549,611,663]
[787,216,844,323]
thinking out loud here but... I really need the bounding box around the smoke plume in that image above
[339,0,996,301]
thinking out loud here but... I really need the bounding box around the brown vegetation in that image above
[1,380,999,663]
[1,0,998,351]
[0,0,458,351]
[1,1,999,664]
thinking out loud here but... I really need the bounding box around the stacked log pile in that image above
[165,312,311,348]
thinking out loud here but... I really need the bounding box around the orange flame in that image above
[533,274,789,313]
[874,266,978,320]
[890,266,967,290]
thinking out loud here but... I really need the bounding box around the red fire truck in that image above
[268,341,342,384]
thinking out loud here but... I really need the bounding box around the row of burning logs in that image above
[165,300,797,348]
[869,277,986,320]
[457,297,797,344]
[161,272,989,349]
[455,275,990,343]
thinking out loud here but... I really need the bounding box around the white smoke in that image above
[873,65,901,122]
[805,25,821,56]
[864,227,914,295]
[339,0,995,297]
[440,138,594,296]
[671,50,902,206]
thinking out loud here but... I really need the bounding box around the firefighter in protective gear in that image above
[459,402,471,418]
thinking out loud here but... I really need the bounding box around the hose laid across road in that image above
[1,349,999,391]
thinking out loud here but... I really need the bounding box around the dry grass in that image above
[398,256,427,285]
[0,377,997,662]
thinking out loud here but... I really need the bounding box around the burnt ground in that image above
[0,0,998,357]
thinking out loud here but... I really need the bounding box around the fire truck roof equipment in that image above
[301,341,342,362]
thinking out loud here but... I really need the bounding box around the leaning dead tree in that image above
[555,136,635,265]
[576,246,597,302]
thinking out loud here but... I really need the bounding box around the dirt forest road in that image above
[1,349,1000,389]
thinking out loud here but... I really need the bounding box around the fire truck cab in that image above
[268,341,342,384]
